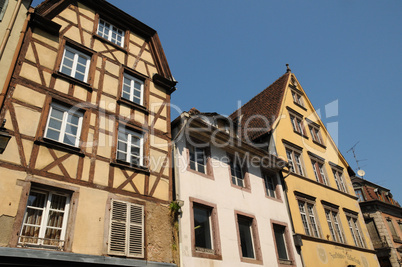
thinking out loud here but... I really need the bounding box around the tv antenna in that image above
[347,142,367,178]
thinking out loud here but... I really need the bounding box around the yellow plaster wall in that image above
[71,188,108,255]
[0,169,26,217]
[13,85,46,109]
[13,104,41,137]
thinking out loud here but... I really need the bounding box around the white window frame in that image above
[230,160,245,187]
[346,215,365,248]
[121,73,144,106]
[290,114,306,136]
[264,173,277,198]
[116,127,144,166]
[332,169,347,193]
[309,124,323,145]
[291,90,304,107]
[97,18,125,47]
[108,200,144,258]
[44,102,83,147]
[188,144,207,174]
[19,189,70,249]
[286,148,304,176]
[60,46,91,82]
[298,200,320,238]
[311,158,328,185]
[0,0,9,21]
[324,209,345,243]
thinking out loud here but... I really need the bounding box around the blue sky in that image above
[32,0,402,203]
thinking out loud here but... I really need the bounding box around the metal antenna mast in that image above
[347,142,361,170]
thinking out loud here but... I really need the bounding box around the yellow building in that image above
[0,0,177,266]
[230,66,379,267]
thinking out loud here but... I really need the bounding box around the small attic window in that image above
[97,19,125,47]
[0,0,9,21]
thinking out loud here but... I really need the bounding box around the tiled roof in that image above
[229,72,290,141]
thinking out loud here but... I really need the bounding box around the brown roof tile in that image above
[229,72,290,140]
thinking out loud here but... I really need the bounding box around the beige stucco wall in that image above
[0,0,31,91]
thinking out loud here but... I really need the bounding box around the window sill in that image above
[293,102,307,111]
[117,98,149,114]
[265,194,283,203]
[312,140,326,149]
[279,259,294,266]
[187,167,214,180]
[35,137,85,157]
[393,237,402,244]
[93,34,127,53]
[293,130,308,139]
[111,160,150,175]
[53,72,93,91]
[230,182,251,193]
[193,248,222,260]
[240,257,263,265]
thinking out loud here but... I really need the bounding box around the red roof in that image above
[229,72,290,141]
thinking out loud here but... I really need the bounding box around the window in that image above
[398,221,402,233]
[272,223,294,265]
[290,114,306,136]
[309,124,323,145]
[264,173,278,199]
[121,73,144,106]
[286,148,304,176]
[324,209,345,243]
[60,46,91,82]
[332,169,347,193]
[386,218,399,239]
[291,90,304,107]
[116,127,144,166]
[0,0,9,21]
[311,159,328,185]
[237,216,257,260]
[189,144,206,174]
[229,156,248,188]
[190,199,221,259]
[19,188,70,249]
[44,102,83,147]
[346,215,365,248]
[97,19,125,47]
[298,200,320,237]
[355,189,365,202]
[108,200,144,258]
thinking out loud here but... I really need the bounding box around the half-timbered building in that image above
[0,0,177,266]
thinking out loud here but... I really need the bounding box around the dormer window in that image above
[97,19,125,47]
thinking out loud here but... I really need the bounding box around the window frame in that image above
[262,170,281,201]
[0,0,9,21]
[235,211,262,264]
[345,212,366,248]
[59,45,91,83]
[291,89,305,108]
[121,72,145,106]
[271,220,296,267]
[386,217,399,239]
[44,101,84,148]
[332,168,348,193]
[186,140,214,179]
[116,125,145,167]
[322,205,345,244]
[108,199,144,258]
[310,157,328,186]
[289,113,306,137]
[296,195,320,238]
[285,147,305,177]
[97,18,125,47]
[227,154,250,191]
[190,198,222,260]
[308,123,324,146]
[354,188,365,202]
[18,187,71,250]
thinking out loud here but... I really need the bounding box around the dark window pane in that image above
[194,206,212,249]
[274,225,288,260]
[46,128,60,141]
[238,217,254,259]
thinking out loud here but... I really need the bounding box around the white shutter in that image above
[108,200,144,258]
[109,200,128,255]
[128,204,144,258]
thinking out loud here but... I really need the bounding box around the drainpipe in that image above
[0,3,32,113]
[0,0,23,60]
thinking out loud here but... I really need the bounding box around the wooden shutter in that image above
[109,200,128,255]
[109,200,144,258]
[128,204,144,258]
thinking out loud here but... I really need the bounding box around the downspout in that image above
[0,0,23,60]
[0,3,32,112]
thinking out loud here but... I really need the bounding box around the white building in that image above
[172,108,303,267]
